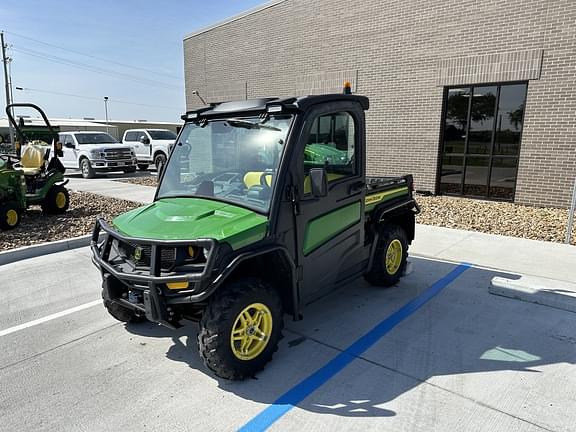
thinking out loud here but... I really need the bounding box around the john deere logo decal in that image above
[134,247,142,260]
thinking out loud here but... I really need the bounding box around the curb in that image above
[0,235,94,266]
[489,275,576,314]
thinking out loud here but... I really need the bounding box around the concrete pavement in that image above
[66,175,155,204]
[1,246,576,431]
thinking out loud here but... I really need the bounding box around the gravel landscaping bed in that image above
[0,192,142,252]
[117,175,158,187]
[416,194,575,244]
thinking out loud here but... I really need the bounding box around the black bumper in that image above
[91,217,219,327]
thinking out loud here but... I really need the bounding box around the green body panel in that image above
[304,144,348,164]
[112,197,268,250]
[25,172,66,205]
[303,201,361,256]
[364,186,409,212]
[0,163,27,209]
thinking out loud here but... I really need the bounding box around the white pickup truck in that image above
[58,131,137,179]
[122,129,176,171]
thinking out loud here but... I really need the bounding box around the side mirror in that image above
[64,142,75,149]
[140,136,150,145]
[309,168,328,198]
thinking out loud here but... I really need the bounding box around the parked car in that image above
[58,131,137,179]
[122,129,176,171]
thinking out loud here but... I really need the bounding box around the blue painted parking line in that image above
[238,263,471,432]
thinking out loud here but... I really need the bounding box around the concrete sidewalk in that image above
[67,177,155,204]
[66,177,576,283]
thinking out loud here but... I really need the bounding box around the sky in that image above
[0,0,266,122]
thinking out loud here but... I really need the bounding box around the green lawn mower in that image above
[0,103,70,230]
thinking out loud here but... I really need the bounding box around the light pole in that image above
[1,31,15,148]
[104,96,109,134]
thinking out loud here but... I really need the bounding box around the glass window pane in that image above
[463,156,489,196]
[443,88,469,154]
[490,157,518,200]
[304,112,357,185]
[440,155,463,194]
[494,84,527,155]
[467,86,497,154]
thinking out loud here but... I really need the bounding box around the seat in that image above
[19,145,47,176]
[243,171,273,189]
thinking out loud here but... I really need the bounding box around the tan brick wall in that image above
[183,0,576,208]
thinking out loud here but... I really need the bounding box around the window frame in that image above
[301,110,360,195]
[436,81,528,202]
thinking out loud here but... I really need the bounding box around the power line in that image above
[11,46,182,91]
[4,30,184,81]
[15,86,182,111]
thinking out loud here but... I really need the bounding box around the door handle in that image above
[350,181,365,193]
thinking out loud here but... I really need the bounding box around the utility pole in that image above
[104,96,109,134]
[1,31,15,148]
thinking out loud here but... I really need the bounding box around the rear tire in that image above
[0,201,21,230]
[364,224,408,287]
[104,300,146,323]
[80,158,95,179]
[198,277,283,380]
[137,164,149,171]
[154,153,166,173]
[42,185,70,214]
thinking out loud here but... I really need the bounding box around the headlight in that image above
[90,150,105,158]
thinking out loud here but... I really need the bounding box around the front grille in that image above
[104,148,132,161]
[117,240,176,270]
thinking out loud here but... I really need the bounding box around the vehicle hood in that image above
[78,144,133,152]
[112,197,268,250]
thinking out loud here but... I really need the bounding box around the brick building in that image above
[183,0,576,207]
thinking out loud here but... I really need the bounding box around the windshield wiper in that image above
[227,119,281,132]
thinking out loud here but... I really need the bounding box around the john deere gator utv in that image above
[0,103,69,230]
[92,84,419,379]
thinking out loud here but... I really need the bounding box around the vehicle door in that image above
[124,131,144,160]
[60,134,78,168]
[293,103,367,303]
[135,130,152,160]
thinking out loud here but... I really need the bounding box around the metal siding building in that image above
[183,0,576,208]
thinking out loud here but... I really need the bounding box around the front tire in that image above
[42,185,70,214]
[80,158,95,179]
[364,224,409,287]
[154,153,166,173]
[198,278,283,380]
[0,201,21,230]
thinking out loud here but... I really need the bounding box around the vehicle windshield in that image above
[75,133,118,144]
[148,130,177,140]
[157,115,292,212]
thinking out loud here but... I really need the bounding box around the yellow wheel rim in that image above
[385,239,403,275]
[55,191,67,209]
[6,209,18,226]
[230,303,273,361]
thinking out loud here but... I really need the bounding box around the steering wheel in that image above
[260,172,273,188]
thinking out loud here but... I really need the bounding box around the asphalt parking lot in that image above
[1,244,575,432]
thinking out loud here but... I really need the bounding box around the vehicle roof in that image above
[60,130,114,135]
[183,94,369,120]
[123,128,174,132]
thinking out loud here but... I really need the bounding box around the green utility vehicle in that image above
[0,104,69,230]
[92,88,419,379]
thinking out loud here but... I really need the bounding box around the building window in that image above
[438,82,527,201]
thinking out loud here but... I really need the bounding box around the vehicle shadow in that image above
[125,256,576,421]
